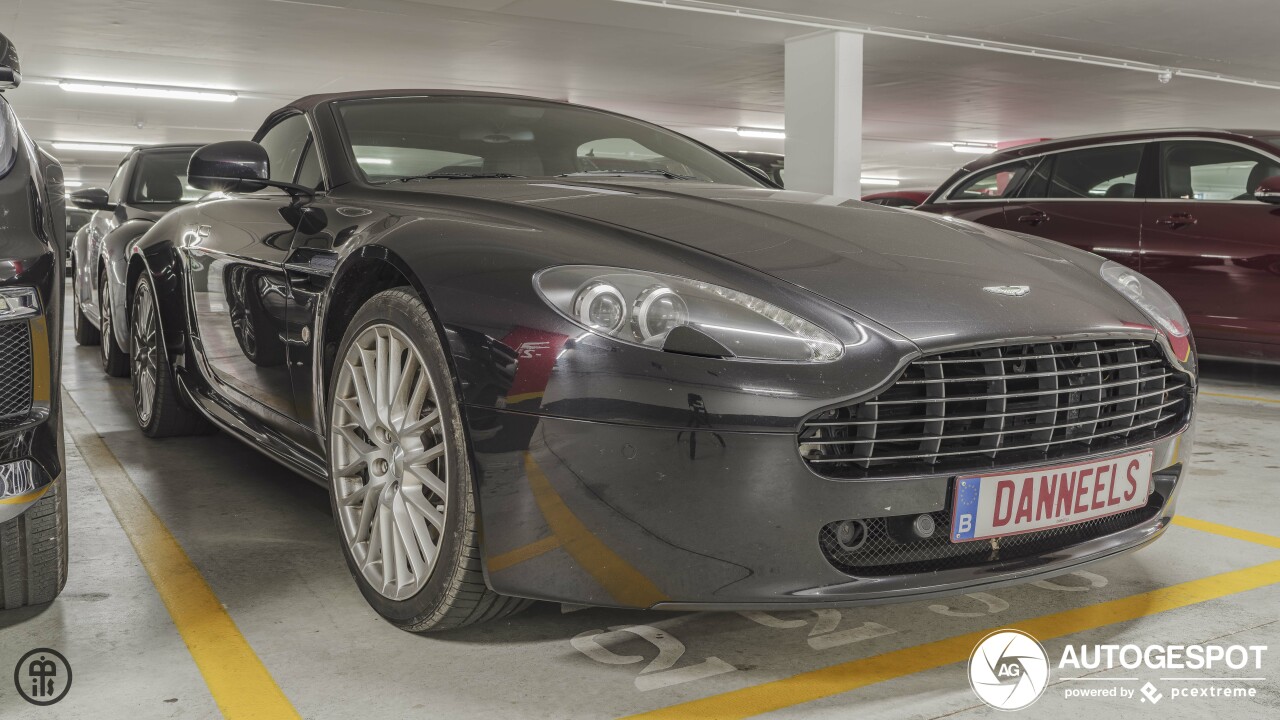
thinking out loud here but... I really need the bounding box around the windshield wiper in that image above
[557,170,699,180]
[389,172,525,182]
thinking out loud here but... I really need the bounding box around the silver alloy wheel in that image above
[331,323,448,601]
[99,274,112,366]
[130,282,158,423]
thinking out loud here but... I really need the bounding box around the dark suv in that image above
[0,33,69,609]
[918,129,1280,362]
[69,144,200,376]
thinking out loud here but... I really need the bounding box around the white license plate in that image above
[950,449,1154,542]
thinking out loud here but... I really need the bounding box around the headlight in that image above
[535,265,843,362]
[1099,261,1192,361]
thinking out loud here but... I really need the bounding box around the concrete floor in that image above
[1,287,1278,719]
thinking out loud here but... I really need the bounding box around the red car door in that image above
[1140,139,1280,359]
[916,159,1036,230]
[1001,143,1149,268]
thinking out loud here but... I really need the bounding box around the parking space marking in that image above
[1202,390,1280,405]
[64,393,301,720]
[488,534,562,572]
[622,559,1280,720]
[526,454,668,607]
[1174,515,1280,549]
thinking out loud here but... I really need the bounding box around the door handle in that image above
[1155,213,1197,228]
[1017,211,1050,226]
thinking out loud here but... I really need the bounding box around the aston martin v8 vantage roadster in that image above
[123,90,1197,631]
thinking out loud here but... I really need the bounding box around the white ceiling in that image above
[5,0,1280,189]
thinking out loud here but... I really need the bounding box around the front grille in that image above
[820,489,1165,577]
[799,340,1190,479]
[0,322,32,418]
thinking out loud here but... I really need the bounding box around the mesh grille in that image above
[799,340,1190,479]
[0,321,32,419]
[820,490,1164,577]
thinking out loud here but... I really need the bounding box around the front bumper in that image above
[471,407,1193,609]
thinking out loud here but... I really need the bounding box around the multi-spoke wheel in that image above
[129,276,212,438]
[100,272,129,377]
[328,288,530,631]
[332,324,448,600]
[71,260,100,346]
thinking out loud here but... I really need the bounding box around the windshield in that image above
[335,96,764,186]
[128,149,201,205]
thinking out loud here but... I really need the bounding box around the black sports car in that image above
[0,33,69,609]
[123,90,1196,631]
[69,143,201,377]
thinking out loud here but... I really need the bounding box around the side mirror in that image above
[1255,175,1280,204]
[0,32,19,89]
[188,140,269,193]
[69,187,113,211]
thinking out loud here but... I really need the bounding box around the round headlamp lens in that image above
[573,282,625,332]
[634,286,688,340]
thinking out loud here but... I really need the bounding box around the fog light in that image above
[835,520,866,552]
[912,513,936,538]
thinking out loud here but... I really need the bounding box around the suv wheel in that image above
[100,272,129,377]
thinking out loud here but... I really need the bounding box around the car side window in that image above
[106,157,131,205]
[296,139,323,190]
[1161,141,1280,201]
[257,114,312,185]
[1043,144,1143,199]
[946,160,1034,200]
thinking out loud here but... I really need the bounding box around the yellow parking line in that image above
[525,453,668,607]
[623,559,1280,720]
[64,394,301,720]
[1202,391,1280,405]
[488,535,562,572]
[1174,516,1280,549]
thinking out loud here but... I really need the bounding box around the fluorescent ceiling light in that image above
[861,177,900,186]
[951,142,997,155]
[737,126,786,139]
[63,180,84,188]
[59,80,238,103]
[51,142,134,153]
[356,157,393,165]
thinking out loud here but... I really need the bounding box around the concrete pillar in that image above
[784,31,863,198]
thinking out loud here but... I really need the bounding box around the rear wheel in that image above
[0,477,69,609]
[328,288,530,632]
[130,276,212,438]
[100,272,129,377]
[71,260,100,346]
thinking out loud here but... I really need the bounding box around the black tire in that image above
[130,276,213,438]
[328,288,531,632]
[0,477,69,609]
[100,271,130,377]
[71,260,101,346]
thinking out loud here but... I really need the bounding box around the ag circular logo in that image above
[968,629,1049,711]
[14,648,72,706]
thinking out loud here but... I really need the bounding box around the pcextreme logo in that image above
[968,629,1050,710]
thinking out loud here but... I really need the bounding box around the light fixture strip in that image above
[737,126,786,139]
[59,80,238,103]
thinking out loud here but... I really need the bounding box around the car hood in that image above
[392,180,1154,351]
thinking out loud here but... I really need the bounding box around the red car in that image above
[862,189,931,208]
[917,129,1280,362]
